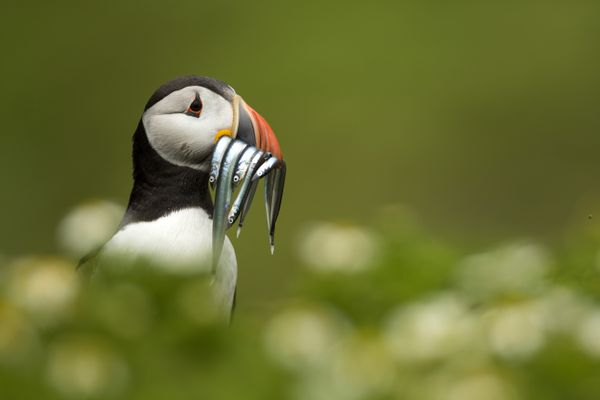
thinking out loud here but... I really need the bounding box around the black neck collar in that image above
[121,121,213,226]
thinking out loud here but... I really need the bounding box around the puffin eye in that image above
[186,94,203,117]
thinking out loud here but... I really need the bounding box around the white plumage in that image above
[102,207,238,316]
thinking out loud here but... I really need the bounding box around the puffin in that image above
[79,76,283,318]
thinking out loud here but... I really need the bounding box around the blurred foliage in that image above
[2,212,600,399]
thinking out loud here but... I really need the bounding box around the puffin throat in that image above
[121,121,214,226]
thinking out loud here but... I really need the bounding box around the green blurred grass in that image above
[2,219,600,399]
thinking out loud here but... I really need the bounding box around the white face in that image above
[142,86,234,170]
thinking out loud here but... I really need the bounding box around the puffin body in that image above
[81,76,283,318]
[103,208,238,314]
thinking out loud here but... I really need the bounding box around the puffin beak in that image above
[232,95,283,160]
[210,93,286,269]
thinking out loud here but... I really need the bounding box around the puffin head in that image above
[140,76,282,171]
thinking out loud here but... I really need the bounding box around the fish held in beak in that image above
[212,141,248,272]
[232,96,287,248]
[210,95,287,271]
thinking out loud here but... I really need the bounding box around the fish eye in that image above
[186,94,203,117]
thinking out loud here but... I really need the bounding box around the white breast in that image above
[102,207,237,315]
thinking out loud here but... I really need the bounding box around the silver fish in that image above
[264,162,286,254]
[210,137,286,258]
[227,149,265,228]
[252,156,279,181]
[232,146,256,187]
[212,141,247,272]
[235,151,272,235]
[236,179,259,238]
[209,136,233,189]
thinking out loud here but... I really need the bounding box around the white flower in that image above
[298,222,380,273]
[6,257,79,325]
[441,373,518,400]
[536,286,590,334]
[264,305,349,370]
[57,200,124,258]
[484,301,546,361]
[575,310,600,358]
[292,333,395,400]
[46,336,129,398]
[457,243,550,299]
[328,334,395,400]
[383,293,479,363]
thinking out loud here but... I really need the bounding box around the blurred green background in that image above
[3,1,600,399]
[1,0,599,306]
[3,0,600,309]
[4,0,600,248]
[4,0,600,307]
